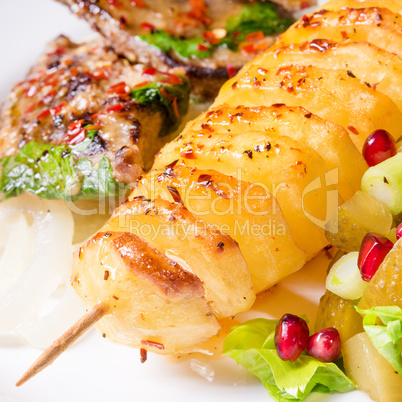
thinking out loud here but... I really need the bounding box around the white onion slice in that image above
[326,252,369,300]
[16,283,86,349]
[0,194,74,333]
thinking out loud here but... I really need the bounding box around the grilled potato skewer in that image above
[17,0,402,387]
[215,65,402,151]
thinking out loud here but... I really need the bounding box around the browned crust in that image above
[293,7,402,31]
[92,231,205,298]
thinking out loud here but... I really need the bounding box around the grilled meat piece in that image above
[55,0,302,99]
[0,35,190,200]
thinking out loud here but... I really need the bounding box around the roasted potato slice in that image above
[249,40,402,112]
[323,0,402,14]
[72,232,220,354]
[187,104,366,200]
[133,164,306,293]
[102,198,255,320]
[278,8,402,58]
[154,130,331,259]
[215,65,402,150]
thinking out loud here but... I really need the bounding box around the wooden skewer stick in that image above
[16,302,109,387]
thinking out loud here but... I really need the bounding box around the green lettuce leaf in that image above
[356,305,402,375]
[223,318,355,401]
[0,140,128,201]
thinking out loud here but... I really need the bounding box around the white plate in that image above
[0,1,372,401]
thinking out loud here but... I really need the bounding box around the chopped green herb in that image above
[139,2,293,60]
[0,138,127,201]
[223,318,355,401]
[130,77,190,136]
[225,2,293,42]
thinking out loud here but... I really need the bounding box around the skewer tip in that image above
[15,302,109,387]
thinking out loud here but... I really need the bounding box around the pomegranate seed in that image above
[306,328,341,363]
[275,314,309,362]
[358,232,394,282]
[396,223,402,240]
[362,129,396,167]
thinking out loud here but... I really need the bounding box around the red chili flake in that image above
[202,30,220,45]
[140,22,155,31]
[42,90,57,105]
[160,72,182,85]
[180,149,196,159]
[70,67,79,77]
[189,0,207,8]
[48,46,66,56]
[245,31,265,42]
[254,40,270,51]
[142,67,157,76]
[93,67,111,80]
[49,103,65,116]
[90,112,106,120]
[197,43,210,52]
[24,102,36,114]
[301,1,310,8]
[226,64,237,78]
[37,109,51,120]
[167,186,183,204]
[347,125,360,135]
[61,128,86,145]
[107,0,123,7]
[106,104,124,113]
[26,85,38,98]
[159,88,180,118]
[241,44,257,55]
[133,80,152,88]
[300,15,310,27]
[130,0,146,6]
[68,120,84,132]
[140,340,165,350]
[63,58,73,67]
[140,348,147,363]
[43,72,59,87]
[172,97,180,119]
[119,15,127,26]
[107,81,130,95]
[85,124,101,131]
[233,31,241,39]
[201,123,213,132]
